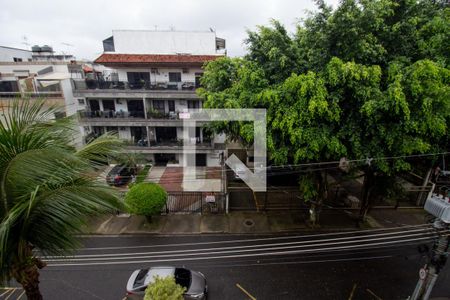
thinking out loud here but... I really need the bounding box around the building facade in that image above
[73,30,226,167]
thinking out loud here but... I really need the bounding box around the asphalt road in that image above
[13,226,450,300]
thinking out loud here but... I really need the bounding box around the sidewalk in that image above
[87,208,428,235]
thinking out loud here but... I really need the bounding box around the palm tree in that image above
[0,100,123,299]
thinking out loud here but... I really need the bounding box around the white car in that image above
[126,266,208,299]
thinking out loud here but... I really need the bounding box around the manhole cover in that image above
[244,219,255,227]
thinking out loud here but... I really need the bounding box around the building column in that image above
[143,97,148,119]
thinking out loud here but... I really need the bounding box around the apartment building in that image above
[73,30,227,167]
[0,45,83,120]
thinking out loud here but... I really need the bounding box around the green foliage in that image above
[144,276,185,300]
[125,183,167,217]
[299,174,318,202]
[245,19,301,83]
[0,100,123,288]
[199,0,450,209]
[136,164,152,184]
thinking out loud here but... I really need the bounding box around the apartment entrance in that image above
[185,153,207,167]
[154,153,176,166]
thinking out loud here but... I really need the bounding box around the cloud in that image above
[0,0,339,60]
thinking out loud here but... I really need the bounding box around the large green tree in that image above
[0,100,123,299]
[200,0,450,222]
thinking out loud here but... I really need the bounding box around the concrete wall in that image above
[112,30,217,55]
[118,126,131,140]
[0,47,32,62]
[0,62,70,74]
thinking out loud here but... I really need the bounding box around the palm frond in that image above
[76,132,123,166]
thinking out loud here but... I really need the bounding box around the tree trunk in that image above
[359,167,374,222]
[309,170,328,227]
[12,257,46,300]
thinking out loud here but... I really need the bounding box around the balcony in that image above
[77,109,209,127]
[126,139,215,152]
[73,79,197,92]
[79,110,145,120]
[0,80,63,98]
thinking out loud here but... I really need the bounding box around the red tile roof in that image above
[94,53,223,65]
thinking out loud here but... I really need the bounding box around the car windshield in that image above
[174,268,191,289]
[133,269,149,289]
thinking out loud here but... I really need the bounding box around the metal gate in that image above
[164,192,225,214]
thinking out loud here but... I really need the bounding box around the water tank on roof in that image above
[41,45,53,52]
[32,45,41,52]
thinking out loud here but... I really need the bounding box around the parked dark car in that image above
[106,164,135,186]
[126,266,207,299]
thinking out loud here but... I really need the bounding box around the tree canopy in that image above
[199,0,450,218]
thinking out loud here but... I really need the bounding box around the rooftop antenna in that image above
[21,35,30,48]
[169,25,175,31]
[154,25,158,31]
[209,27,215,32]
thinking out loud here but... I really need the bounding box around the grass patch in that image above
[136,164,152,184]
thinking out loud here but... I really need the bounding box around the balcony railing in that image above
[73,79,197,91]
[78,110,199,121]
[0,91,63,98]
[79,110,145,119]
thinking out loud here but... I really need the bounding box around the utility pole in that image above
[410,192,450,300]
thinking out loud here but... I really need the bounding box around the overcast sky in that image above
[0,0,338,61]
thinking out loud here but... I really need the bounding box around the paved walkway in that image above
[146,166,165,183]
[87,208,427,235]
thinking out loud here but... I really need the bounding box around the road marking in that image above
[46,252,393,267]
[73,224,433,251]
[4,288,17,300]
[16,290,26,300]
[0,289,12,297]
[366,288,383,300]
[45,228,439,260]
[44,229,438,261]
[236,283,256,300]
[348,283,357,300]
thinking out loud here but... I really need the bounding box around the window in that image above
[195,73,203,88]
[127,72,150,83]
[78,99,85,105]
[152,100,165,114]
[102,36,115,52]
[187,100,200,109]
[168,100,175,112]
[169,72,181,82]
[13,57,23,62]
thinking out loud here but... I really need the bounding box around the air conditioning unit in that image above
[182,68,189,74]
[424,194,450,223]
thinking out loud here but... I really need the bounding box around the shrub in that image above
[144,276,185,300]
[124,183,167,221]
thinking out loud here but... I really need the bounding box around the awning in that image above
[83,65,93,73]
[38,80,60,87]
